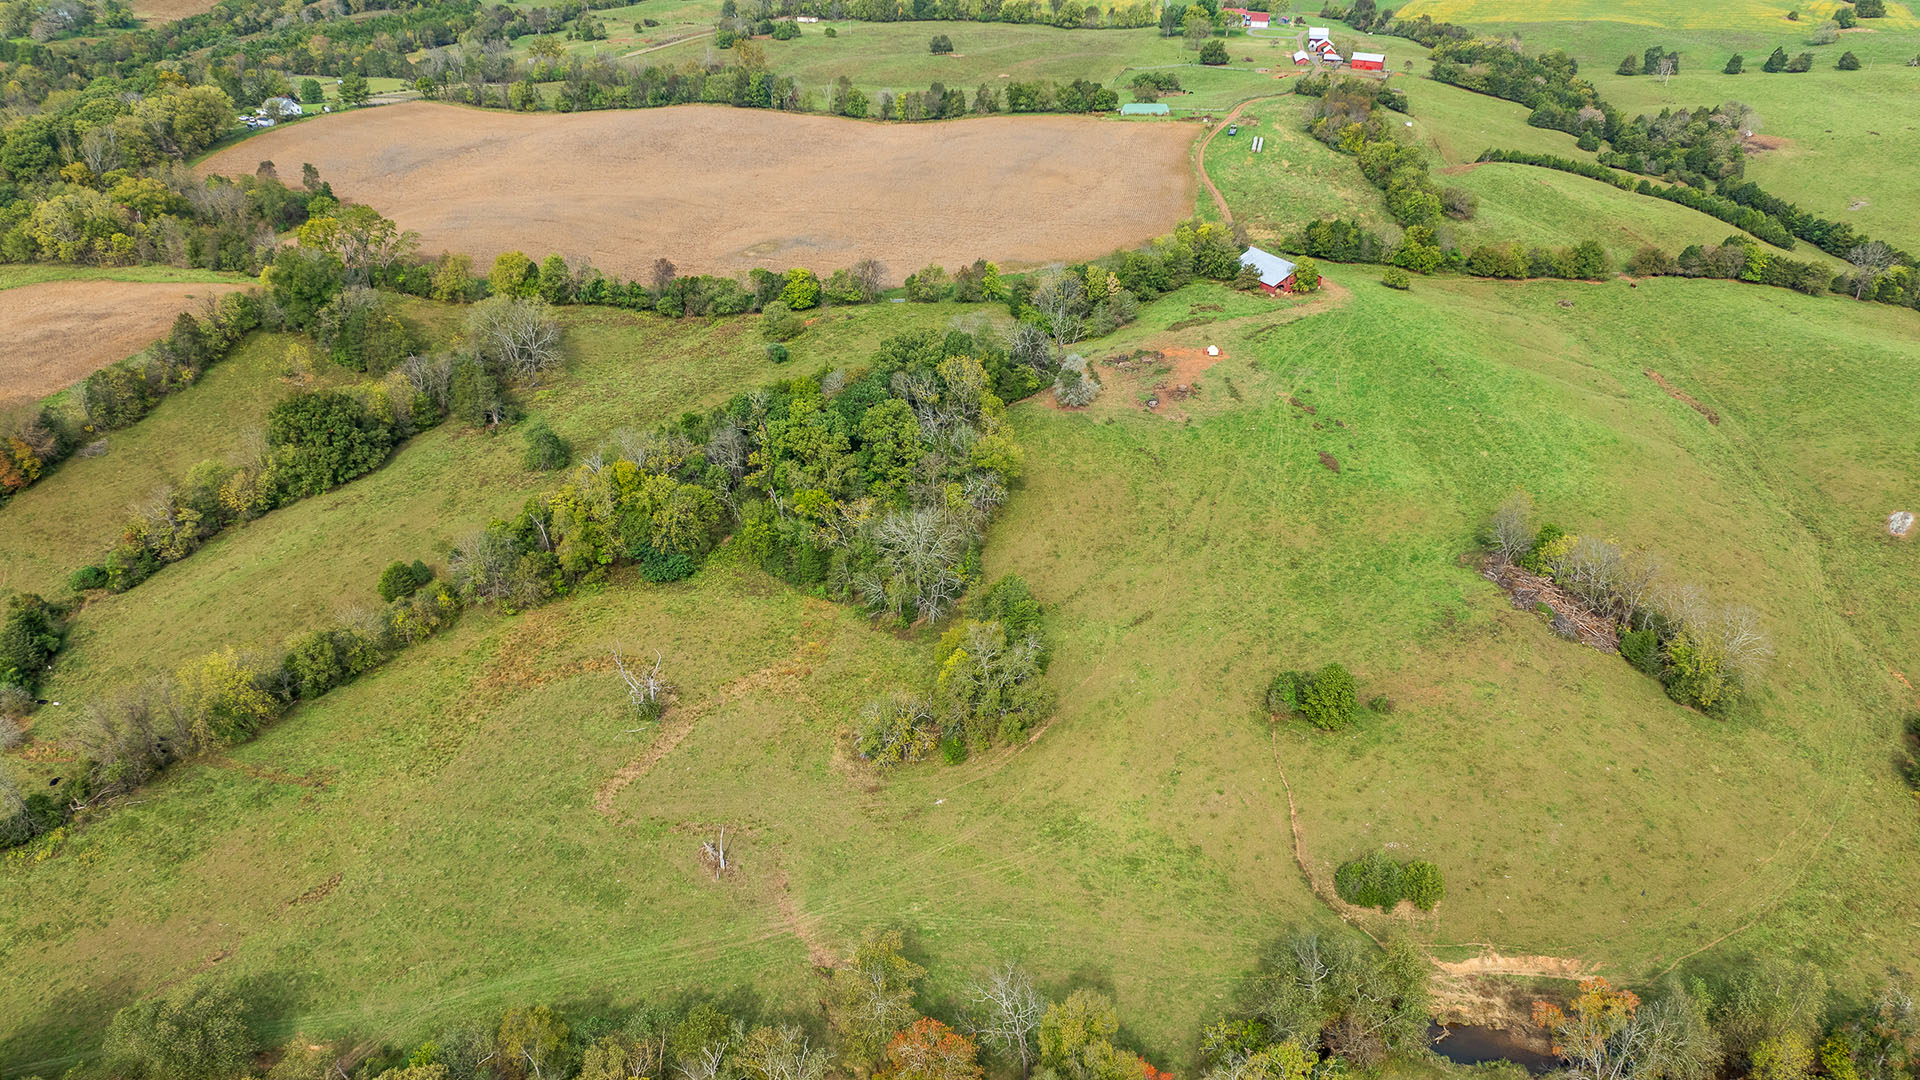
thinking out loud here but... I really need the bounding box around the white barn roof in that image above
[1240,246,1297,287]
[1308,25,1330,38]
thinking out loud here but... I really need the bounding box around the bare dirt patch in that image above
[1743,133,1791,154]
[0,280,246,409]
[1645,368,1720,425]
[201,103,1198,284]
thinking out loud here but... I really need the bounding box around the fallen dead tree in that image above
[1482,557,1620,653]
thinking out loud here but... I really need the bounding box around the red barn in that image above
[1351,51,1386,70]
[1239,247,1298,295]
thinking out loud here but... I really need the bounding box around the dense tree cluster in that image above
[1298,75,1467,231]
[1597,102,1752,184]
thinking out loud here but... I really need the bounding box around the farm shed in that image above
[1292,49,1309,63]
[260,96,303,117]
[1239,246,1298,295]
[1351,51,1385,70]
[1119,102,1171,116]
[1308,25,1330,41]
[1222,6,1270,27]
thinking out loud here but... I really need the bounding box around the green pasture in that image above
[1436,162,1836,269]
[1197,93,1401,242]
[1585,62,1920,252]
[1387,0,1920,249]
[5,273,1920,1073]
[0,264,248,291]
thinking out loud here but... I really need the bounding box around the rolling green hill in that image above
[5,271,1917,1073]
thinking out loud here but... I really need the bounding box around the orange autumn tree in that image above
[1533,978,1641,1080]
[884,1018,985,1080]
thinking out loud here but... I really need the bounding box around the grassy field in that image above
[1389,0,1920,249]
[1437,162,1831,269]
[1197,93,1402,242]
[5,271,1920,1072]
[0,264,248,291]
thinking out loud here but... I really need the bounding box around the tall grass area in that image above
[4,276,1918,1073]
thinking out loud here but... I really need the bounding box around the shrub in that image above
[765,343,790,364]
[1334,850,1405,909]
[175,648,278,747]
[0,593,63,691]
[1518,523,1567,574]
[762,301,805,342]
[104,981,255,1080]
[265,389,397,497]
[522,419,571,471]
[1837,50,1861,70]
[1200,38,1229,64]
[1401,859,1445,910]
[1724,53,1744,73]
[68,564,109,591]
[635,546,698,583]
[930,33,953,53]
[1298,662,1356,731]
[1367,695,1394,714]
[857,692,938,765]
[378,560,434,602]
[780,268,821,310]
[1662,631,1739,713]
[1381,267,1412,290]
[1266,670,1306,714]
[1618,627,1662,675]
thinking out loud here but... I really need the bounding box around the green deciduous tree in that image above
[104,981,255,1080]
[831,929,926,1066]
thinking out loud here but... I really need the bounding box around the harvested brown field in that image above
[132,0,221,23]
[0,279,246,409]
[199,103,1199,284]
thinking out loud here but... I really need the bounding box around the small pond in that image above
[1427,1023,1560,1074]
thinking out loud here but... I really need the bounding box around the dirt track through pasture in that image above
[0,280,247,409]
[200,103,1200,284]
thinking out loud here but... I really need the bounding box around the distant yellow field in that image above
[1394,0,1919,30]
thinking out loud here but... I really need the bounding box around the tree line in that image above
[37,917,1920,1080]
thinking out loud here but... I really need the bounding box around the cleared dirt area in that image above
[0,279,246,409]
[199,103,1199,283]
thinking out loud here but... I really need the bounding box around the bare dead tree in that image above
[701,826,729,877]
[613,647,666,726]
[469,297,564,383]
[852,258,888,301]
[1848,241,1895,299]
[1656,54,1678,85]
[967,962,1044,1077]
[1488,491,1535,562]
[1031,270,1087,362]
